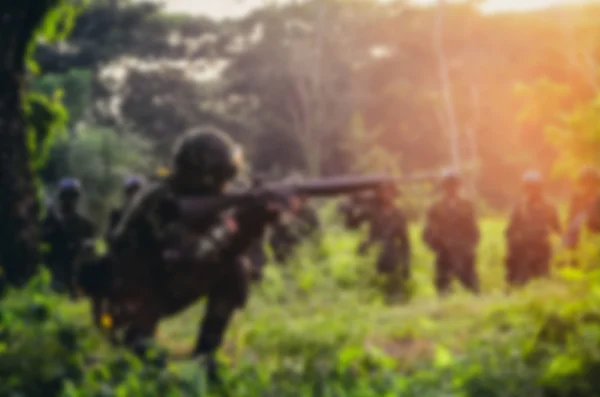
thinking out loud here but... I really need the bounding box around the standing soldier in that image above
[107,176,144,239]
[563,166,600,257]
[423,169,480,296]
[41,178,95,297]
[505,171,561,287]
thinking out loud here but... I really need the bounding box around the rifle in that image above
[177,173,436,223]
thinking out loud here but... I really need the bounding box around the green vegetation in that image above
[4,0,600,396]
[3,213,600,396]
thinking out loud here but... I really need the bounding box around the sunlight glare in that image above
[159,0,589,17]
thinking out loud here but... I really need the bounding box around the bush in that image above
[4,222,600,397]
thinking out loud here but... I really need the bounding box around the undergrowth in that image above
[2,206,600,396]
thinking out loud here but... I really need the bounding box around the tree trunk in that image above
[0,1,59,286]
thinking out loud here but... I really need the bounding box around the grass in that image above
[145,209,595,373]
[12,205,600,396]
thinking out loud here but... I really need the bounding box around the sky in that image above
[158,0,590,19]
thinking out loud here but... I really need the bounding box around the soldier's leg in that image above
[458,253,479,294]
[435,254,452,296]
[534,245,552,278]
[506,250,526,288]
[193,258,250,382]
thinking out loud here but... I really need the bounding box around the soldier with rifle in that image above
[76,126,403,382]
[505,171,561,287]
[41,178,96,298]
[423,169,480,296]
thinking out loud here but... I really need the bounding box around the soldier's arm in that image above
[186,199,283,264]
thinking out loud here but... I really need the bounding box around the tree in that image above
[0,1,74,285]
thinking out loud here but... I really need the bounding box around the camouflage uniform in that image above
[79,127,285,381]
[107,176,144,239]
[41,178,95,297]
[505,172,561,285]
[423,171,480,295]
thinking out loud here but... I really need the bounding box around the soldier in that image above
[505,171,561,286]
[423,169,480,296]
[81,127,297,382]
[41,178,95,297]
[563,166,600,255]
[107,176,144,238]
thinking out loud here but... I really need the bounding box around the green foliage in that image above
[42,126,155,225]
[25,90,70,171]
[4,218,600,396]
[32,69,94,127]
[25,0,83,190]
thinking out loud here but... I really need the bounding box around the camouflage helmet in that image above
[522,170,543,187]
[172,127,244,188]
[57,177,81,199]
[577,166,600,186]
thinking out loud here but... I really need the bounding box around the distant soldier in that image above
[41,178,95,297]
[563,166,600,254]
[423,169,480,296]
[107,176,144,239]
[505,171,561,286]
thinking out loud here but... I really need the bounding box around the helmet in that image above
[172,127,243,189]
[522,170,543,187]
[58,177,81,199]
[124,175,144,193]
[577,166,600,186]
[440,168,461,188]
